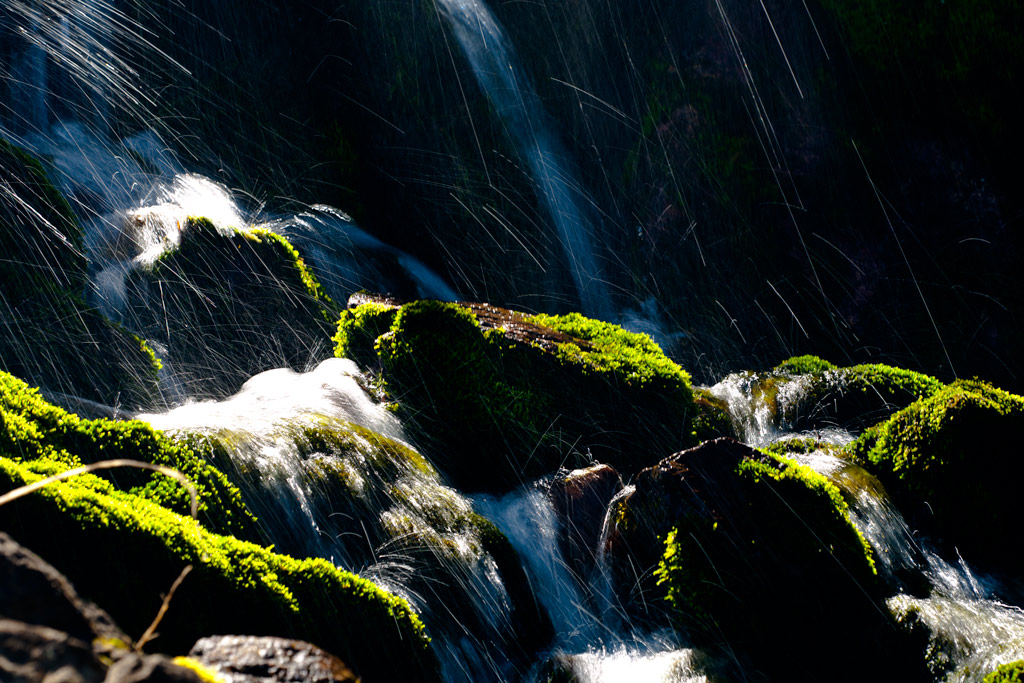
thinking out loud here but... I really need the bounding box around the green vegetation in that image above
[847,379,1024,567]
[0,456,436,682]
[639,444,915,679]
[336,300,699,491]
[985,661,1024,683]
[0,140,161,407]
[1,370,259,540]
[773,354,836,375]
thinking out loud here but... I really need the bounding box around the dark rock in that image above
[606,438,926,681]
[0,531,126,645]
[189,635,357,682]
[104,654,204,683]
[0,619,105,683]
[549,464,623,581]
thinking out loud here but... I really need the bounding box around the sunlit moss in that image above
[984,660,1024,683]
[846,379,1024,566]
[337,299,698,490]
[0,370,258,540]
[0,457,436,681]
[773,355,836,375]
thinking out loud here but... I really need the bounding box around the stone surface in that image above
[189,635,357,682]
[549,464,623,580]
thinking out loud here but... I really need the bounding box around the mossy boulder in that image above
[0,139,160,408]
[124,217,337,397]
[0,370,259,541]
[847,379,1024,569]
[0,456,437,682]
[335,297,698,492]
[607,438,922,680]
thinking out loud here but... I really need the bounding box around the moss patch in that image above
[985,661,1024,683]
[0,456,436,681]
[336,299,698,491]
[846,379,1024,568]
[1,370,259,540]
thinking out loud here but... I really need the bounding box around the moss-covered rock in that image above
[847,379,1024,568]
[0,456,437,682]
[606,438,922,680]
[335,297,698,492]
[0,139,160,408]
[0,370,260,541]
[124,217,337,397]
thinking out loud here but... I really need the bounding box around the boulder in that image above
[606,438,924,681]
[188,635,356,682]
[124,217,337,398]
[549,464,623,581]
[847,379,1024,570]
[335,297,699,492]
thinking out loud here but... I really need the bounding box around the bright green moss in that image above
[985,661,1024,683]
[337,299,699,491]
[0,457,437,681]
[774,355,836,375]
[526,312,692,392]
[334,302,399,366]
[0,370,259,540]
[247,227,335,324]
[847,379,1024,566]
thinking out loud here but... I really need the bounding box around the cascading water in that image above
[433,0,609,319]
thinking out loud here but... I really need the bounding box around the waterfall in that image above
[434,0,609,318]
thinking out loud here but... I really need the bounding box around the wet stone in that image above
[188,635,357,682]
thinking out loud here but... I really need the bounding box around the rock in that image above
[0,139,160,408]
[188,635,356,682]
[549,464,623,580]
[335,297,699,492]
[606,438,924,681]
[0,532,125,645]
[103,653,204,683]
[0,619,106,683]
[847,379,1024,570]
[124,217,337,398]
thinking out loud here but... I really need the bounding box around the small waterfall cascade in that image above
[141,358,538,682]
[772,436,1024,681]
[477,486,706,683]
[434,0,609,318]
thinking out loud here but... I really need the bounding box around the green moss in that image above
[691,388,735,442]
[0,457,437,682]
[985,661,1024,683]
[526,312,692,392]
[334,301,399,367]
[846,379,1024,566]
[0,370,259,541]
[774,355,837,375]
[338,299,699,491]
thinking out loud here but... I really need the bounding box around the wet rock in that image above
[606,438,925,681]
[336,298,699,492]
[0,619,106,683]
[549,464,623,580]
[104,653,204,683]
[188,635,357,682]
